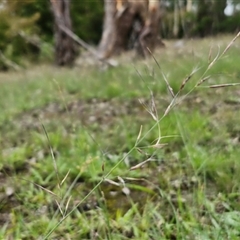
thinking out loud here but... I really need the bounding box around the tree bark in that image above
[186,0,192,12]
[98,0,117,59]
[50,0,76,66]
[138,0,161,57]
[98,0,162,59]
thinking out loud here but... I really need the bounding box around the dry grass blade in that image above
[150,143,168,149]
[104,178,120,186]
[124,177,146,181]
[148,109,158,121]
[64,195,72,214]
[163,103,173,118]
[197,75,211,86]
[139,98,157,121]
[19,177,59,198]
[220,31,240,57]
[130,158,153,171]
[161,71,175,98]
[117,176,125,186]
[209,83,240,88]
[207,45,221,70]
[179,66,200,91]
[161,88,182,118]
[136,147,147,155]
[60,170,70,186]
[150,91,158,120]
[206,33,239,72]
[179,75,192,91]
[147,47,161,69]
[163,96,176,118]
[147,47,175,98]
[55,200,64,217]
[36,184,58,197]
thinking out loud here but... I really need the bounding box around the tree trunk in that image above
[98,0,162,59]
[97,0,117,59]
[114,2,146,54]
[186,0,192,12]
[138,0,161,57]
[50,0,76,66]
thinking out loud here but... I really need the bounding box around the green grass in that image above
[1,34,240,239]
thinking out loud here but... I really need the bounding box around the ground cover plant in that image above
[0,34,240,239]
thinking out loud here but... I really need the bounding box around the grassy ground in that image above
[1,34,240,239]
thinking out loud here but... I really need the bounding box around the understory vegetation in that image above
[1,35,240,239]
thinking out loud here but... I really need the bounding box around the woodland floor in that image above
[1,35,240,239]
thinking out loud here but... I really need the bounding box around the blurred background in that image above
[0,0,239,70]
